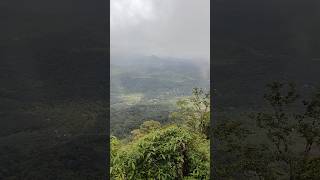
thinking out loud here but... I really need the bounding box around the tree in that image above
[130,120,161,140]
[254,82,300,179]
[296,90,320,158]
[111,89,211,179]
[214,82,320,179]
[170,88,210,138]
[111,125,209,180]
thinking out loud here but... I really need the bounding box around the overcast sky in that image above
[110,0,210,60]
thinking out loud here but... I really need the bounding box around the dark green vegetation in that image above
[111,89,210,179]
[214,82,320,179]
[0,0,108,179]
[110,57,210,179]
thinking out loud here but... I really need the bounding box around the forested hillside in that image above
[110,55,210,179]
[110,56,209,138]
[111,88,210,179]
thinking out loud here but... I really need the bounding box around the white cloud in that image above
[111,0,210,60]
[111,0,156,29]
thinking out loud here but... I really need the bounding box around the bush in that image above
[111,125,209,180]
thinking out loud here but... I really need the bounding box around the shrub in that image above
[111,125,209,180]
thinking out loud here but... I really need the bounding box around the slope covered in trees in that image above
[110,56,209,138]
[111,89,210,179]
[111,82,320,179]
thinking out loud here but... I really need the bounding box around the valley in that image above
[110,55,210,137]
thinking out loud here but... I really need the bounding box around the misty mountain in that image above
[111,55,209,99]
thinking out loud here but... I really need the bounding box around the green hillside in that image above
[110,56,209,138]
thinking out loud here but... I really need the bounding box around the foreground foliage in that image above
[214,82,320,179]
[111,89,210,179]
[111,126,209,179]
